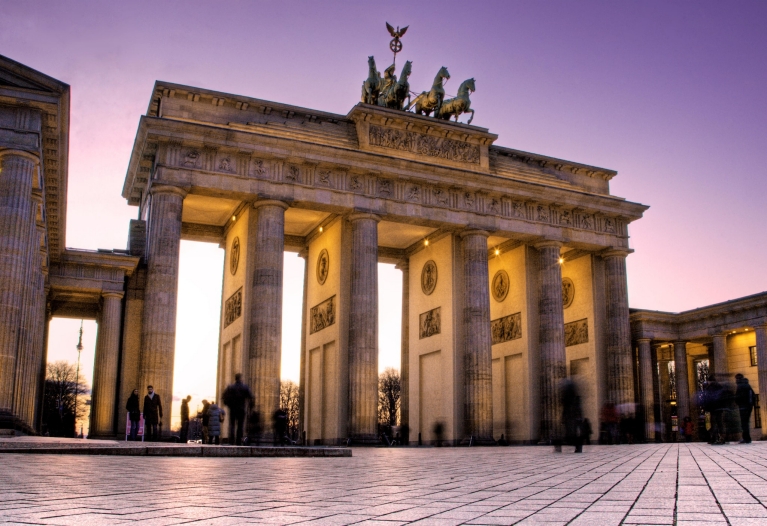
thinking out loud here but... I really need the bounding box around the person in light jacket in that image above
[207,401,225,445]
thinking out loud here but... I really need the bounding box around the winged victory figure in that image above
[386,22,408,39]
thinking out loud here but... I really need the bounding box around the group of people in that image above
[697,373,755,444]
[125,373,292,445]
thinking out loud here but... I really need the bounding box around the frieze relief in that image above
[491,312,522,345]
[369,125,480,165]
[564,318,588,347]
[419,307,441,339]
[310,295,336,334]
[224,287,242,328]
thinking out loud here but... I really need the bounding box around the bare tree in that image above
[280,380,300,439]
[42,361,89,437]
[378,368,401,428]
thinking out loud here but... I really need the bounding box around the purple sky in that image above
[3,0,766,313]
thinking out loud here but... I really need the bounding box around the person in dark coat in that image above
[222,373,254,445]
[561,379,584,453]
[735,374,755,443]
[126,389,141,441]
[273,408,288,446]
[179,395,191,443]
[143,385,163,442]
[201,400,211,444]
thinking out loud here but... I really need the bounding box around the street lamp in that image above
[74,320,83,438]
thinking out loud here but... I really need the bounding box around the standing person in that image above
[200,400,211,444]
[561,379,584,453]
[179,395,191,443]
[143,385,163,442]
[273,408,288,446]
[222,373,254,446]
[126,389,141,441]
[735,373,755,444]
[207,401,225,445]
[682,416,694,442]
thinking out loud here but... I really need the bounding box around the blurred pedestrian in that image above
[245,410,262,446]
[126,388,140,441]
[273,408,288,446]
[561,379,584,453]
[222,373,254,446]
[600,402,619,444]
[179,395,191,443]
[208,401,225,445]
[682,416,694,442]
[735,373,755,444]
[200,400,211,444]
[143,385,163,442]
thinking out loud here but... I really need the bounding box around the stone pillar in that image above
[712,333,728,381]
[396,259,410,444]
[138,185,186,433]
[461,230,494,444]
[248,200,288,438]
[297,249,309,444]
[536,241,566,443]
[90,293,124,438]
[637,338,655,442]
[0,151,37,414]
[674,340,690,434]
[755,324,767,439]
[603,250,635,406]
[347,212,380,444]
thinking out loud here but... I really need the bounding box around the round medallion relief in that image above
[562,277,575,309]
[229,237,240,276]
[491,270,510,302]
[316,249,329,285]
[421,260,438,296]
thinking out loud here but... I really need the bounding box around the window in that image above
[750,346,758,367]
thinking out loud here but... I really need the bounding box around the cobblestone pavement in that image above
[2,443,767,525]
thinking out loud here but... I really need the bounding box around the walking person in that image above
[273,408,288,446]
[735,373,755,443]
[201,399,211,444]
[143,385,163,442]
[179,395,191,443]
[561,379,584,453]
[208,400,225,445]
[222,373,254,446]
[126,388,141,441]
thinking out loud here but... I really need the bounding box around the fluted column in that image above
[461,230,494,444]
[297,249,309,443]
[249,200,288,438]
[755,324,767,439]
[396,259,410,444]
[0,151,37,414]
[637,338,655,442]
[90,293,124,438]
[138,185,186,433]
[674,340,690,434]
[536,241,566,443]
[603,250,635,406]
[347,212,380,444]
[712,333,728,381]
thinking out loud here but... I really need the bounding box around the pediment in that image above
[0,54,68,95]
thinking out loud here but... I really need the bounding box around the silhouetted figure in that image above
[126,388,140,441]
[735,373,755,443]
[600,402,619,444]
[208,401,225,445]
[179,395,191,443]
[222,373,254,446]
[561,379,584,453]
[719,379,742,443]
[682,416,694,442]
[143,385,163,442]
[200,400,211,444]
[581,418,593,445]
[433,421,444,447]
[497,433,508,446]
[273,408,288,446]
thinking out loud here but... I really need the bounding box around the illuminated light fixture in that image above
[495,248,500,256]
[231,215,236,222]
[424,239,429,247]
[558,257,565,264]
[319,226,323,233]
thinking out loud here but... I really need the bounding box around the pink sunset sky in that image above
[3,1,765,427]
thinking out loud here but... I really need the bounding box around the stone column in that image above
[297,249,309,444]
[0,151,37,414]
[90,293,124,438]
[755,324,767,438]
[396,259,410,444]
[637,338,655,442]
[249,200,288,438]
[536,241,566,443]
[347,212,380,444]
[461,230,494,444]
[674,340,690,434]
[712,333,728,381]
[138,185,186,433]
[603,250,635,406]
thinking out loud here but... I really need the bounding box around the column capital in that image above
[347,212,381,223]
[102,291,125,300]
[297,248,308,259]
[459,228,490,239]
[395,259,409,271]
[149,184,188,198]
[0,148,41,165]
[637,338,652,344]
[533,239,563,250]
[253,199,289,211]
[601,248,633,259]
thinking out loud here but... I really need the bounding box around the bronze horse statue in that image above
[409,66,450,117]
[436,78,476,124]
[377,60,412,110]
[361,56,381,105]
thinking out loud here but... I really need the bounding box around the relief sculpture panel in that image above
[491,312,522,345]
[419,307,441,339]
[310,295,336,334]
[224,287,242,328]
[369,125,480,165]
[564,318,588,347]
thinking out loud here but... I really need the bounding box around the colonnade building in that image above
[6,54,763,445]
